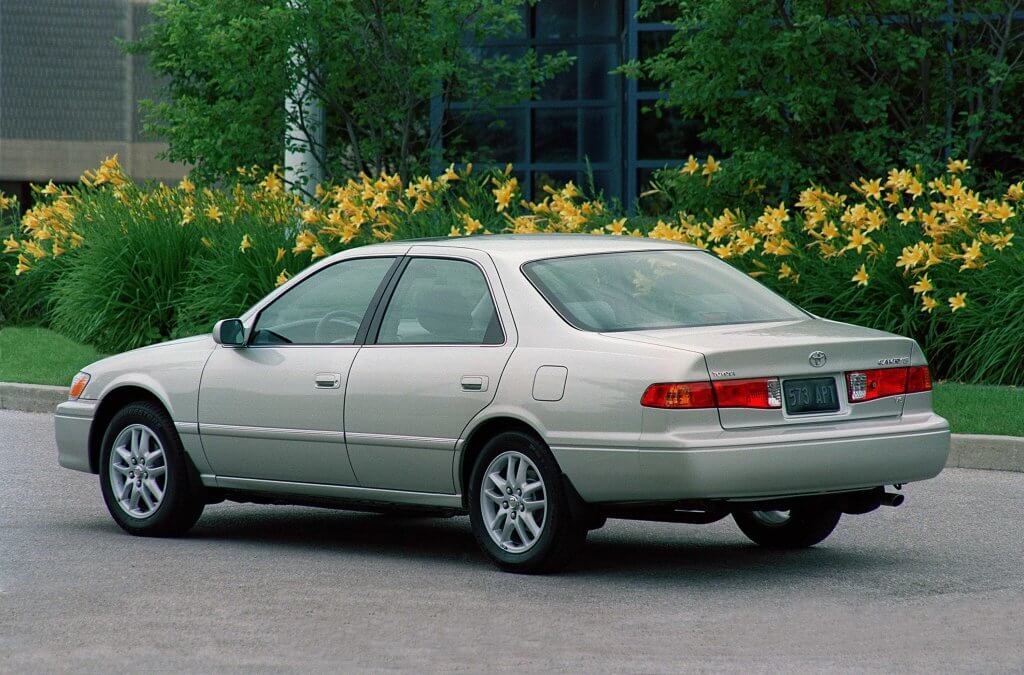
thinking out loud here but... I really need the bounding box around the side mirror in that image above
[212,318,246,347]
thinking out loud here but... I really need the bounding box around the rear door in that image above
[343,247,516,493]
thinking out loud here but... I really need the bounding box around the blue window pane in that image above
[580,44,617,100]
[637,30,672,92]
[637,104,711,161]
[536,0,577,40]
[539,46,578,100]
[445,111,526,164]
[579,0,621,36]
[581,108,613,163]
[533,109,577,162]
[584,170,614,200]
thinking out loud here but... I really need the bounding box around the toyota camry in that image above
[54,235,950,573]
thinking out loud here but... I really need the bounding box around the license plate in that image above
[783,377,840,415]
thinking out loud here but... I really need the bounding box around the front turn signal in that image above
[68,372,90,400]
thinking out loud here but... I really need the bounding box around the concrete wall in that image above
[0,0,187,184]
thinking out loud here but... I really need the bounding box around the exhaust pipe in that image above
[880,491,905,507]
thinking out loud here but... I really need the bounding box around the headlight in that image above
[68,372,91,400]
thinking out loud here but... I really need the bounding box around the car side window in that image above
[251,257,394,345]
[376,258,503,345]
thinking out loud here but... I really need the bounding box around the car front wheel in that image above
[468,431,586,574]
[99,401,205,537]
[732,507,841,548]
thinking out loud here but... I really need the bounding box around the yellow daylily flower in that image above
[921,295,938,313]
[179,177,196,194]
[204,205,222,223]
[239,234,252,253]
[948,292,967,312]
[492,178,518,213]
[681,155,700,176]
[440,164,460,183]
[910,275,933,295]
[458,213,483,235]
[702,155,721,177]
[606,218,627,235]
[275,270,290,287]
[851,264,870,286]
[946,158,970,174]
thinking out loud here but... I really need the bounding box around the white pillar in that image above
[284,1,324,198]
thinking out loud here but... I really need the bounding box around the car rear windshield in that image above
[522,249,807,332]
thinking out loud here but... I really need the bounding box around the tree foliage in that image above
[621,0,1024,197]
[127,0,570,184]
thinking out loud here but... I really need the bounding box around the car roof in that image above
[359,234,699,263]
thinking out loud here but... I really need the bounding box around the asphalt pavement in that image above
[2,409,1022,673]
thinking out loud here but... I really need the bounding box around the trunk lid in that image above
[606,318,915,429]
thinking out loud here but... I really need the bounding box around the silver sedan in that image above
[55,236,950,573]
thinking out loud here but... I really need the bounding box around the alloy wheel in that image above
[108,424,167,519]
[480,451,547,553]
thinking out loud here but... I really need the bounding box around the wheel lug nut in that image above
[516,489,522,496]
[511,512,517,519]
[502,501,508,509]
[136,480,141,487]
[506,487,512,495]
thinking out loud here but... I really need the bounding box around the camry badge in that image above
[808,351,827,368]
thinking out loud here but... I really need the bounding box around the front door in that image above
[198,255,398,485]
[344,249,516,494]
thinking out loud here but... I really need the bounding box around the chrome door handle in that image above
[461,375,488,392]
[315,373,341,389]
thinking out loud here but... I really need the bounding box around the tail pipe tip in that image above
[881,491,905,507]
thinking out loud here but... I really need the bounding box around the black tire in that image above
[468,430,586,574]
[732,507,841,548]
[99,401,205,537]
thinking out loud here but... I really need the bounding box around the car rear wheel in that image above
[468,431,586,574]
[732,507,841,548]
[99,401,205,537]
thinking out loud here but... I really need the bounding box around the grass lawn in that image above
[931,381,1024,438]
[0,326,107,387]
[0,326,1021,436]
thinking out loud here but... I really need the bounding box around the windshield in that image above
[522,250,807,332]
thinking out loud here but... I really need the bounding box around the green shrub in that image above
[5,156,1024,386]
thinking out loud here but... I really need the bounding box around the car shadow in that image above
[149,505,899,581]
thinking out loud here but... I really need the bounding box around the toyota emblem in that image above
[808,351,827,368]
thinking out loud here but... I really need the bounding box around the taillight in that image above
[906,365,932,393]
[641,382,716,409]
[641,378,782,410]
[846,365,932,403]
[712,378,782,409]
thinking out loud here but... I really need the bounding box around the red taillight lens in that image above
[712,378,782,409]
[641,382,716,409]
[846,368,906,402]
[846,366,931,402]
[906,365,932,393]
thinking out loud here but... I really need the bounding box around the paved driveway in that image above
[1,409,1022,673]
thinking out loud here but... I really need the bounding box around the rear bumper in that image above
[552,413,951,503]
[55,400,98,473]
